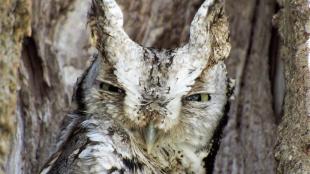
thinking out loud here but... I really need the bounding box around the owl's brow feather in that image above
[187,92,226,95]
[136,97,175,107]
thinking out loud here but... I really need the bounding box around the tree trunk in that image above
[214,0,278,173]
[0,0,31,173]
[274,0,310,173]
[0,0,309,173]
[10,1,92,173]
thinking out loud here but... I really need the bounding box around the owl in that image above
[40,0,232,173]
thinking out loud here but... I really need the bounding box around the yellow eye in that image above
[185,93,211,102]
[201,94,211,102]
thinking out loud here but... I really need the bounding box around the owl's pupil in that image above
[187,94,201,101]
[108,85,121,93]
[99,83,105,89]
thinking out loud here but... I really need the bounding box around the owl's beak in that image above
[144,121,157,154]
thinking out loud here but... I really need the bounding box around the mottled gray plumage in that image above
[40,0,232,173]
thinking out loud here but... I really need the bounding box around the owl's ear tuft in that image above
[189,0,215,50]
[88,0,141,64]
[88,0,124,40]
[188,0,230,63]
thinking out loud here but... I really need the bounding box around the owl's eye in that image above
[185,93,211,102]
[96,81,125,94]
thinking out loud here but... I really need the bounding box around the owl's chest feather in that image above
[77,118,206,174]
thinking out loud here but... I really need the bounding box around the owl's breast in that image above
[75,117,197,174]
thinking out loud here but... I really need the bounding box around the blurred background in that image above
[0,0,309,173]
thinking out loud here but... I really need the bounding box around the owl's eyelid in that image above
[186,91,224,96]
[94,79,124,90]
[186,91,210,96]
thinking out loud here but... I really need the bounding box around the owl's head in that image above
[80,0,231,154]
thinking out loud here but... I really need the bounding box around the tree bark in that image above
[12,1,92,173]
[214,0,278,173]
[0,0,31,173]
[274,0,310,173]
[1,0,308,173]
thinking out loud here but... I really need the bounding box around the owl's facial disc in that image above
[108,46,211,153]
[89,52,228,155]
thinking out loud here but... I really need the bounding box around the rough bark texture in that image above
[274,0,310,173]
[1,0,308,173]
[13,1,92,173]
[0,0,31,173]
[214,0,278,173]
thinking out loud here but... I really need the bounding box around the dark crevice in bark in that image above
[235,0,259,131]
[21,36,50,104]
[20,36,52,174]
[268,3,284,124]
[269,28,280,88]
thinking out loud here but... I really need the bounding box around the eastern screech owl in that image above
[40,0,232,173]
